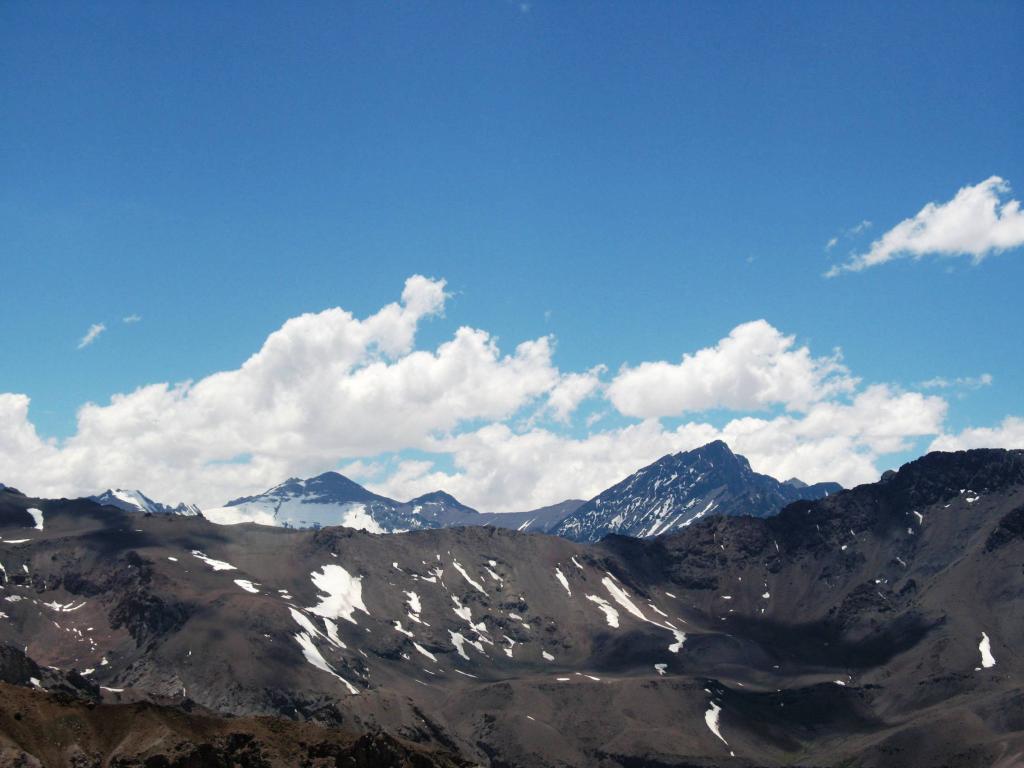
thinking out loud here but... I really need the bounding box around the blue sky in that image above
[2,2,1023,508]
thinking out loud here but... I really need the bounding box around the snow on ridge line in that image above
[234,579,259,594]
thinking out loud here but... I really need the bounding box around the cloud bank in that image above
[0,276,1016,510]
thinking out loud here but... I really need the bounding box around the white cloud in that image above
[77,323,107,349]
[371,384,946,510]
[544,365,606,423]
[824,220,871,251]
[919,373,993,390]
[929,417,1024,452]
[122,314,142,324]
[0,278,1003,512]
[1,276,558,506]
[828,176,1024,276]
[606,320,856,419]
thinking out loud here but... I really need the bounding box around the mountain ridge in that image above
[90,488,202,517]
[0,447,1020,766]
[201,440,841,538]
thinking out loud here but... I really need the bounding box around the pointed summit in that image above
[554,440,841,542]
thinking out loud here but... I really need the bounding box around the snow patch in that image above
[451,561,487,595]
[979,632,996,668]
[555,567,571,597]
[191,550,236,571]
[413,642,437,662]
[308,564,369,625]
[26,508,43,530]
[586,595,620,628]
[234,579,259,594]
[449,630,485,660]
[293,631,359,694]
[705,701,731,752]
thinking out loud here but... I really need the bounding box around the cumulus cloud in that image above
[828,176,1024,276]
[929,417,1024,452]
[370,384,947,509]
[0,277,1001,512]
[606,320,856,419]
[77,323,107,349]
[544,365,606,423]
[1,276,558,506]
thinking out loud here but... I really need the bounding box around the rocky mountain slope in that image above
[0,448,1021,767]
[555,440,842,542]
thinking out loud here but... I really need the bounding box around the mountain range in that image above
[191,441,840,541]
[89,488,202,517]
[203,472,585,534]
[0,447,1021,766]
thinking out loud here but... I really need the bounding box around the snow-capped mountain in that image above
[90,488,202,517]
[201,442,839,539]
[1,448,1021,766]
[554,440,842,542]
[203,471,583,533]
[203,472,428,531]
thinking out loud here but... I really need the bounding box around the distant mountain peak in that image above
[407,490,476,513]
[554,440,841,542]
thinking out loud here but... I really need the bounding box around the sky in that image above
[2,2,1023,510]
